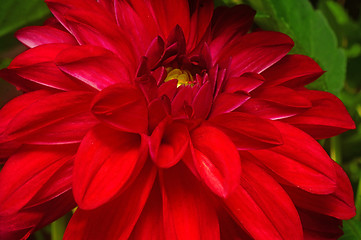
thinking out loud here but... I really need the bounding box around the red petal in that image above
[16,25,77,48]
[7,43,84,91]
[149,0,190,39]
[91,83,148,134]
[239,86,312,120]
[64,161,156,240]
[282,90,355,139]
[210,92,250,117]
[20,112,98,145]
[216,31,294,77]
[160,164,220,240]
[0,190,75,240]
[190,125,241,197]
[283,161,355,219]
[129,182,165,240]
[192,80,213,119]
[56,45,132,90]
[1,91,94,142]
[224,159,303,240]
[210,5,255,57]
[223,72,264,93]
[114,0,157,55]
[0,144,76,215]
[249,121,337,194]
[261,54,324,88]
[64,9,137,65]
[187,0,213,52]
[149,119,189,168]
[73,125,147,209]
[209,112,282,150]
[0,90,52,133]
[297,208,343,240]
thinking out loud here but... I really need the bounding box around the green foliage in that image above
[233,0,346,95]
[0,0,50,53]
[339,219,361,240]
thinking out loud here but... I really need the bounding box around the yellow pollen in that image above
[165,68,194,87]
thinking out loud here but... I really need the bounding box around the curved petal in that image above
[187,0,213,52]
[0,144,76,215]
[16,25,77,48]
[190,125,241,197]
[249,121,337,194]
[149,119,189,168]
[282,90,355,139]
[148,0,190,40]
[209,112,283,150]
[55,45,132,90]
[261,54,324,88]
[239,86,312,120]
[20,112,98,145]
[1,91,94,143]
[0,190,75,240]
[210,5,255,57]
[224,159,303,240]
[64,161,157,240]
[91,83,148,134]
[283,161,355,220]
[129,182,165,240]
[297,208,343,240]
[6,43,84,91]
[73,125,148,209]
[160,164,220,240]
[215,31,294,77]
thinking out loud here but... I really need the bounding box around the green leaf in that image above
[236,0,347,95]
[340,219,361,240]
[0,0,50,38]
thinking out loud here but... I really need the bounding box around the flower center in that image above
[164,67,194,87]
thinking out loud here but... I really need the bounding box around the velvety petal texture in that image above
[0,0,356,239]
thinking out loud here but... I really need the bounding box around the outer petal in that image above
[20,112,98,145]
[149,119,189,168]
[297,208,343,240]
[91,83,148,134]
[64,161,157,240]
[129,182,165,240]
[210,5,255,56]
[16,25,77,48]
[73,125,147,209]
[0,91,94,143]
[148,0,190,39]
[187,0,214,52]
[249,121,337,194]
[282,90,355,139]
[160,164,220,240]
[55,45,132,90]
[224,159,303,240]
[209,112,282,150]
[6,43,85,91]
[261,54,324,88]
[0,144,76,215]
[238,86,312,120]
[0,190,75,240]
[215,31,294,77]
[190,125,241,198]
[283,161,356,219]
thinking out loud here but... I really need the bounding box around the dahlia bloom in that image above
[0,0,356,239]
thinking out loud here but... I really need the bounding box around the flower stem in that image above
[51,215,67,240]
[355,173,361,221]
[330,136,342,164]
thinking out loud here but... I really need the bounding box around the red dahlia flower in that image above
[0,0,356,239]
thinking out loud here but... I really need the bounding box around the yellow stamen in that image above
[165,68,194,87]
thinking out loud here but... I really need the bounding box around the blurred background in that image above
[0,0,361,239]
